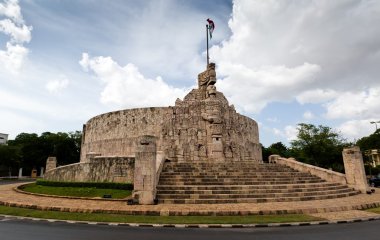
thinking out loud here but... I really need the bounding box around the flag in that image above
[207,18,215,39]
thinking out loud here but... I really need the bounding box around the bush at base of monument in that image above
[36,179,133,190]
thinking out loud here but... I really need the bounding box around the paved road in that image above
[0,179,34,185]
[0,218,379,240]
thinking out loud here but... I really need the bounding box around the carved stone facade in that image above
[45,63,262,183]
[81,63,262,164]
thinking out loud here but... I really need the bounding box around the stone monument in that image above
[44,63,262,182]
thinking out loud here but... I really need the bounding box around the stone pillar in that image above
[342,146,370,193]
[40,167,44,177]
[133,135,157,205]
[45,157,57,172]
[269,154,280,164]
[18,168,22,178]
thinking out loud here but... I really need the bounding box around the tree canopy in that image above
[0,131,81,176]
[262,123,349,172]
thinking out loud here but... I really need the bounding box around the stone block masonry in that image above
[133,135,157,204]
[44,157,134,183]
[342,146,370,193]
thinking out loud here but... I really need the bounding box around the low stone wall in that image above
[271,155,347,185]
[44,157,134,183]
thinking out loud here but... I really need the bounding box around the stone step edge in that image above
[157,190,358,202]
[156,189,357,198]
[156,183,345,189]
[157,192,361,203]
[1,199,379,216]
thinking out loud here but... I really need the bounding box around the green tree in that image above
[290,123,348,172]
[262,142,290,162]
[0,145,21,176]
[8,131,82,175]
[356,129,380,151]
[356,129,380,176]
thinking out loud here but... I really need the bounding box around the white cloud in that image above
[337,119,377,141]
[0,0,31,74]
[211,0,380,116]
[0,0,23,24]
[296,89,338,105]
[79,53,90,72]
[284,125,298,141]
[0,109,45,139]
[303,110,314,120]
[0,42,28,73]
[325,88,380,120]
[270,125,298,142]
[0,18,32,43]
[79,53,189,108]
[272,128,282,136]
[45,77,69,94]
[216,62,321,113]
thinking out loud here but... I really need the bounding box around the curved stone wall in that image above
[44,157,134,183]
[81,107,171,162]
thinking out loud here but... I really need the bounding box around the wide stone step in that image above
[163,165,295,171]
[156,182,343,191]
[157,162,360,204]
[157,191,360,204]
[158,179,325,185]
[160,171,310,175]
[156,185,351,195]
[156,188,356,200]
[159,176,318,180]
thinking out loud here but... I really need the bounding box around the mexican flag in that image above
[207,18,215,39]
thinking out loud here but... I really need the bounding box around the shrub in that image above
[36,179,133,190]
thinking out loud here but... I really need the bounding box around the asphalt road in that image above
[0,218,379,240]
[0,179,35,185]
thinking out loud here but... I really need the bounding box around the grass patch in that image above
[36,179,133,190]
[0,205,323,224]
[366,207,380,214]
[20,183,131,199]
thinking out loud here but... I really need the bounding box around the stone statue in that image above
[198,62,216,88]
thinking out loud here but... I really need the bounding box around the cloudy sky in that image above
[1,0,380,146]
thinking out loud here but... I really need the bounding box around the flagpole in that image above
[206,24,209,67]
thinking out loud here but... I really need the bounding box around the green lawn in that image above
[0,205,323,224]
[366,207,380,214]
[20,183,132,199]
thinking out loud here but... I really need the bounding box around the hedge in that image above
[36,179,133,190]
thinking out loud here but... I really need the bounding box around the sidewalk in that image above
[1,183,380,217]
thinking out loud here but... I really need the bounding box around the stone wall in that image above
[271,155,347,185]
[161,89,261,162]
[81,107,171,162]
[44,157,134,183]
[342,146,370,193]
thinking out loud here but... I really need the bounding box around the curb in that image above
[1,214,380,228]
[2,198,380,216]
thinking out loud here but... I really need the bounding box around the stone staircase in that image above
[156,162,360,204]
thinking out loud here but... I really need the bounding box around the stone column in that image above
[18,168,23,178]
[45,157,57,172]
[269,154,280,164]
[342,146,370,193]
[133,135,157,205]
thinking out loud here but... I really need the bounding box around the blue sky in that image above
[1,0,380,146]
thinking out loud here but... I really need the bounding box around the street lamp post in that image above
[370,121,380,131]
